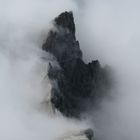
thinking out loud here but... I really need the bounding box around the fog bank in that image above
[75,0,140,140]
[0,0,140,140]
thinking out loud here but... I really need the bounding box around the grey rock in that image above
[42,11,111,118]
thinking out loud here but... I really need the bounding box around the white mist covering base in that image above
[57,130,91,140]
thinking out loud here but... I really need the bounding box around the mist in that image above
[75,0,140,140]
[0,0,88,140]
[0,0,140,140]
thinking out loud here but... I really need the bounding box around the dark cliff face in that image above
[42,11,111,118]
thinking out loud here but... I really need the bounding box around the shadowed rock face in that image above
[54,11,76,36]
[42,11,111,118]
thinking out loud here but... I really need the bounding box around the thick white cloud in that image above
[75,0,140,140]
[1,0,140,140]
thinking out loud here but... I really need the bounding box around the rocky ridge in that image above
[42,11,111,118]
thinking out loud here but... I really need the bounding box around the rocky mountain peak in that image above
[54,11,75,35]
[42,11,111,118]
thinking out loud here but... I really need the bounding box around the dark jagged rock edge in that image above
[42,11,112,118]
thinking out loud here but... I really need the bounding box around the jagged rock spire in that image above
[42,11,111,118]
[54,11,75,35]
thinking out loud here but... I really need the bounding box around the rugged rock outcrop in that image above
[42,11,111,118]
